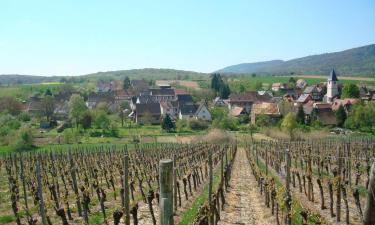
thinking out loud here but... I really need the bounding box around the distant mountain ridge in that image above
[0,69,207,85]
[217,44,375,77]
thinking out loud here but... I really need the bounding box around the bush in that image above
[12,127,34,152]
[18,112,31,122]
[219,117,239,131]
[189,119,209,130]
[176,119,189,133]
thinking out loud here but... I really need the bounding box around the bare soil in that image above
[218,148,277,225]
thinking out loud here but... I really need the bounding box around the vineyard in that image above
[0,139,374,225]
[0,143,236,225]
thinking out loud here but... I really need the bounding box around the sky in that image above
[0,0,374,76]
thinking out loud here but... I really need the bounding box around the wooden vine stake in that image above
[363,161,375,225]
[208,149,214,225]
[36,161,48,225]
[123,150,130,225]
[284,149,292,225]
[159,159,174,225]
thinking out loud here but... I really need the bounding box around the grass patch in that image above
[178,164,222,225]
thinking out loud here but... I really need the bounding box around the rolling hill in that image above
[217,44,375,77]
[0,69,208,85]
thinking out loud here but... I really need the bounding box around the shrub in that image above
[12,127,34,152]
[189,119,209,130]
[18,112,31,122]
[176,119,189,133]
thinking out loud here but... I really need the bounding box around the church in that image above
[324,69,339,103]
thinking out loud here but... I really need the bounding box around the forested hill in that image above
[0,69,208,85]
[217,44,375,77]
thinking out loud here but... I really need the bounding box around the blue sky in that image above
[0,0,374,75]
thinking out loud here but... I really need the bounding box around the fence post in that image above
[285,149,292,225]
[159,159,174,225]
[36,162,48,225]
[363,161,375,225]
[124,150,130,225]
[208,149,214,225]
[336,147,342,222]
[173,154,177,212]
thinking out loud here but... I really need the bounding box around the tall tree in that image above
[335,104,347,127]
[219,83,231,99]
[341,83,360,98]
[68,94,88,128]
[296,105,305,124]
[123,76,131,90]
[41,95,55,121]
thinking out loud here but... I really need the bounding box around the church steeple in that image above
[328,69,338,81]
[326,68,339,103]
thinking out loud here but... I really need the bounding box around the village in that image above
[18,69,374,136]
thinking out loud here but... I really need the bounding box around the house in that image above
[194,104,212,121]
[271,83,288,92]
[179,104,198,120]
[213,97,226,107]
[250,102,281,124]
[135,103,161,124]
[230,106,246,117]
[359,86,375,101]
[97,80,113,92]
[176,94,194,106]
[87,92,115,109]
[178,103,212,121]
[175,89,188,96]
[331,98,358,111]
[149,88,175,102]
[296,79,308,89]
[304,85,322,101]
[315,108,337,126]
[160,101,178,120]
[296,94,312,104]
[227,91,272,113]
[113,90,133,104]
[131,80,149,93]
[54,101,69,120]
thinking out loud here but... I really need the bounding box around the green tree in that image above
[80,111,92,129]
[95,111,111,131]
[68,94,88,128]
[41,95,55,121]
[289,77,296,85]
[253,81,263,90]
[344,102,375,132]
[219,83,231,99]
[341,83,360,98]
[45,89,52,96]
[211,73,222,92]
[335,104,347,127]
[281,112,298,140]
[161,114,175,132]
[296,105,305,124]
[123,76,131,90]
[239,84,246,93]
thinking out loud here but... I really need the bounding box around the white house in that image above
[194,104,212,121]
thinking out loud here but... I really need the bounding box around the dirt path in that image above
[218,148,276,225]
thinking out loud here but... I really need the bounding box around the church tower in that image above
[326,69,339,103]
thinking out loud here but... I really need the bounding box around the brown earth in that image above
[218,148,277,225]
